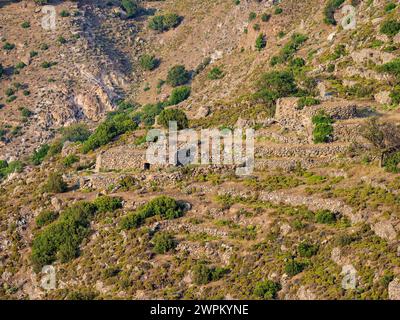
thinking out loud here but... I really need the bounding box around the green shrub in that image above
[166,65,190,87]
[254,280,281,299]
[297,96,320,110]
[380,20,400,37]
[5,88,15,96]
[61,123,91,143]
[148,13,182,32]
[385,3,397,12]
[315,209,337,224]
[312,111,333,143]
[60,10,70,17]
[36,210,59,228]
[31,144,50,165]
[0,160,24,180]
[135,102,165,126]
[384,151,400,173]
[298,242,319,258]
[158,108,188,129]
[152,232,176,254]
[3,42,15,50]
[324,0,345,25]
[168,86,191,105]
[93,196,123,213]
[208,67,224,80]
[31,201,97,271]
[41,61,57,68]
[62,154,79,167]
[285,259,305,277]
[192,262,229,285]
[81,112,137,153]
[21,21,31,28]
[255,33,267,51]
[20,107,32,118]
[270,33,307,66]
[43,172,68,193]
[255,70,298,103]
[248,12,256,20]
[121,0,139,17]
[120,196,184,229]
[379,58,400,81]
[261,13,271,22]
[274,7,283,14]
[57,36,67,44]
[140,54,159,71]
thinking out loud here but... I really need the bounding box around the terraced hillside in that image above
[1,0,400,300]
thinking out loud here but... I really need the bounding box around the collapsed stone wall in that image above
[275,98,359,131]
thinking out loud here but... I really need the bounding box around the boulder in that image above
[373,221,397,242]
[374,91,392,105]
[388,278,400,300]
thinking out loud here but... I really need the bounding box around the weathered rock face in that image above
[388,278,400,300]
[373,221,397,242]
[374,91,392,105]
[351,49,396,65]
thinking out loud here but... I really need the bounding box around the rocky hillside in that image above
[1,0,400,300]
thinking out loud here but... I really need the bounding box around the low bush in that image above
[270,33,307,66]
[255,33,267,51]
[285,259,305,277]
[298,242,319,258]
[166,65,190,87]
[148,13,182,32]
[135,102,164,126]
[61,123,91,143]
[43,172,68,193]
[315,209,337,224]
[140,54,159,71]
[254,280,281,299]
[157,108,188,129]
[297,96,320,109]
[31,201,97,271]
[121,0,139,18]
[384,151,400,173]
[152,232,176,254]
[31,144,50,165]
[81,112,137,153]
[0,160,23,180]
[168,86,191,105]
[93,196,123,213]
[62,154,79,167]
[380,19,400,37]
[36,210,59,228]
[312,111,333,143]
[208,67,224,80]
[193,261,229,285]
[120,196,184,229]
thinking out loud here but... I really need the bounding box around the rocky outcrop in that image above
[388,278,400,300]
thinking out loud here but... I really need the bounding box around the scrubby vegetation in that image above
[148,13,182,32]
[312,111,334,143]
[82,112,137,153]
[157,108,189,129]
[166,65,190,87]
[31,202,97,271]
[324,0,345,25]
[254,280,281,299]
[120,196,185,229]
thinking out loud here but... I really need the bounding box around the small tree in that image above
[158,108,188,130]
